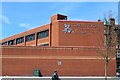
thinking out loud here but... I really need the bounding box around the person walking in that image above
[51,71,61,80]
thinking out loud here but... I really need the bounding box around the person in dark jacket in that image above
[52,71,61,80]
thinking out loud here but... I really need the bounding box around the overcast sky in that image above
[1,2,118,39]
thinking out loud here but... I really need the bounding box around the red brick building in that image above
[0,14,116,76]
[0,14,104,47]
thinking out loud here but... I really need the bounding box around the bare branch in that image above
[108,56,114,61]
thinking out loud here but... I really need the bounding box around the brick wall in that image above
[1,46,116,76]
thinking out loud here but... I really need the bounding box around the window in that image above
[16,37,24,44]
[117,51,120,58]
[8,40,15,45]
[2,42,7,45]
[37,29,49,39]
[26,33,35,42]
[40,44,49,46]
[117,63,120,69]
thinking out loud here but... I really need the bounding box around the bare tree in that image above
[104,19,114,80]
[95,10,117,80]
[103,10,120,80]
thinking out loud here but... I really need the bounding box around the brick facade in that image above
[0,14,116,76]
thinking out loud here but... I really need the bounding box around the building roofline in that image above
[1,23,50,42]
[51,14,67,17]
[57,20,103,23]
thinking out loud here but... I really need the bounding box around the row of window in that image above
[1,29,49,45]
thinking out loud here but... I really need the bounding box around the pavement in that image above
[1,77,120,80]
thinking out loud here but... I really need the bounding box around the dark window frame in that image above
[8,40,15,45]
[26,33,35,42]
[37,29,49,39]
[16,37,24,44]
[2,41,7,45]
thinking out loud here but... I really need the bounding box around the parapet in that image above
[51,14,67,23]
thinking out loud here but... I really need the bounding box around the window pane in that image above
[26,34,35,42]
[16,37,24,44]
[37,29,49,39]
[45,30,49,37]
[8,40,14,45]
[2,42,7,45]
